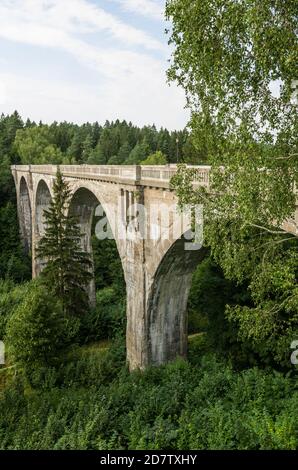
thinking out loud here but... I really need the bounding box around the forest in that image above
[0,0,298,451]
[0,109,297,450]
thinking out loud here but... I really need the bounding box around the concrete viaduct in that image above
[11,164,298,370]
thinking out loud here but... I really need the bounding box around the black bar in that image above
[0,450,296,467]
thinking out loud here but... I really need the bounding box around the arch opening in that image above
[147,232,207,366]
[34,179,52,276]
[68,187,125,314]
[19,176,32,254]
[35,180,52,238]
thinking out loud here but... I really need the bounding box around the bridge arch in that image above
[34,179,53,276]
[35,179,52,238]
[68,186,125,306]
[19,176,32,254]
[146,231,206,366]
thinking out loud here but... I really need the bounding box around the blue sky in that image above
[0,0,189,129]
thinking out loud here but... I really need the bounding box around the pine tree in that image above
[67,129,83,162]
[125,142,150,164]
[82,134,94,161]
[36,170,92,316]
[88,142,106,164]
[117,142,132,163]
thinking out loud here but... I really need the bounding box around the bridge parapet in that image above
[11,164,211,189]
[139,164,210,187]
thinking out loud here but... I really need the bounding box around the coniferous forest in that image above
[0,0,298,452]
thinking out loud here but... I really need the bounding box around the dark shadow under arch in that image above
[147,232,207,365]
[35,179,52,238]
[19,176,32,254]
[34,179,52,276]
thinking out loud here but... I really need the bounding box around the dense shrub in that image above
[0,280,32,339]
[80,287,126,343]
[0,346,297,450]
[187,257,265,368]
[0,202,31,283]
[5,284,80,378]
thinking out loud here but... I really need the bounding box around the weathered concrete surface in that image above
[19,176,32,254]
[34,179,53,276]
[11,164,298,370]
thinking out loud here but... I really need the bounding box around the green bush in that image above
[80,287,126,343]
[91,236,125,294]
[0,202,31,284]
[5,284,80,377]
[187,256,260,368]
[0,280,32,339]
[141,151,167,165]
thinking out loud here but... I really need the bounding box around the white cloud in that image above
[114,0,164,21]
[0,0,164,51]
[0,0,166,79]
[0,0,188,129]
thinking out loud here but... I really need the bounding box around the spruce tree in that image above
[36,169,92,316]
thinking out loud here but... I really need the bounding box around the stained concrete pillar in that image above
[125,238,148,370]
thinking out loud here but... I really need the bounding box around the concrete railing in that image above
[27,164,140,180]
[140,165,178,181]
[11,164,211,188]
